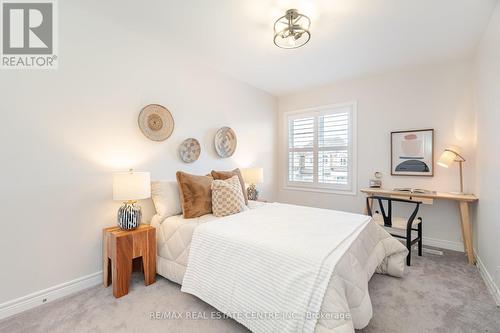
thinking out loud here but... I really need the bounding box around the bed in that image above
[150,181,408,333]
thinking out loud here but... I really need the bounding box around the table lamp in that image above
[241,168,263,201]
[437,147,466,194]
[113,169,151,230]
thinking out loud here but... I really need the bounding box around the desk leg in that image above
[364,197,373,215]
[459,201,475,265]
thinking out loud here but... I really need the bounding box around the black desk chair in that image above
[366,196,423,266]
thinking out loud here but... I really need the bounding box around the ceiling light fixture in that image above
[273,9,311,49]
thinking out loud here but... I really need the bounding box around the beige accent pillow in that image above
[151,180,182,218]
[211,168,248,204]
[176,171,213,218]
[211,175,246,217]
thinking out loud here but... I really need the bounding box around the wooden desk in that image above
[360,188,478,265]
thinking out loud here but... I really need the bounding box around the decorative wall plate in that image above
[179,138,201,163]
[214,126,237,158]
[138,104,174,141]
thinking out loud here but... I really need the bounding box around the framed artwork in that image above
[391,129,434,176]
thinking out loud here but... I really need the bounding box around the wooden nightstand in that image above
[103,224,156,298]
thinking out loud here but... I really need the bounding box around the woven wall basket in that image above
[214,126,237,158]
[138,104,174,141]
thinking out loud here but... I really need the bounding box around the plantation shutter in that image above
[286,103,355,192]
[288,116,315,183]
[318,111,349,185]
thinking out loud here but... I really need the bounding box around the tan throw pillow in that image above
[211,175,246,217]
[176,171,213,218]
[211,168,248,205]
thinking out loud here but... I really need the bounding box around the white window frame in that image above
[283,101,357,195]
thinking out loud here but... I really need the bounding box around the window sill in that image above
[282,186,357,196]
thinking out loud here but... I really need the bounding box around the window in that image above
[285,102,357,194]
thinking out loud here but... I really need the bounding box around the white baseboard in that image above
[423,237,464,252]
[475,254,500,307]
[0,271,102,320]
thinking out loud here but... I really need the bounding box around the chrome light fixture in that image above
[274,9,311,49]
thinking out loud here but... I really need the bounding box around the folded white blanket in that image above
[181,203,373,333]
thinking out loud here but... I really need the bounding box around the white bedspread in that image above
[181,203,375,333]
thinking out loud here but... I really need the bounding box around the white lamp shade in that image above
[437,148,460,168]
[113,171,151,201]
[241,168,264,184]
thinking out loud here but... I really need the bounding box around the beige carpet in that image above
[1,248,499,333]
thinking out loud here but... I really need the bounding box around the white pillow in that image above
[151,181,182,218]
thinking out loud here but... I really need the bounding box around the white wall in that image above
[474,2,500,297]
[0,1,277,304]
[278,61,476,249]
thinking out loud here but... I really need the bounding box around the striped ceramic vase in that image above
[117,202,142,230]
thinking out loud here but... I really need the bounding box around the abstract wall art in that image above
[391,129,434,176]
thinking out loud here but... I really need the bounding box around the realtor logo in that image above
[1,0,57,69]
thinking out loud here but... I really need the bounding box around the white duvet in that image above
[176,203,408,333]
